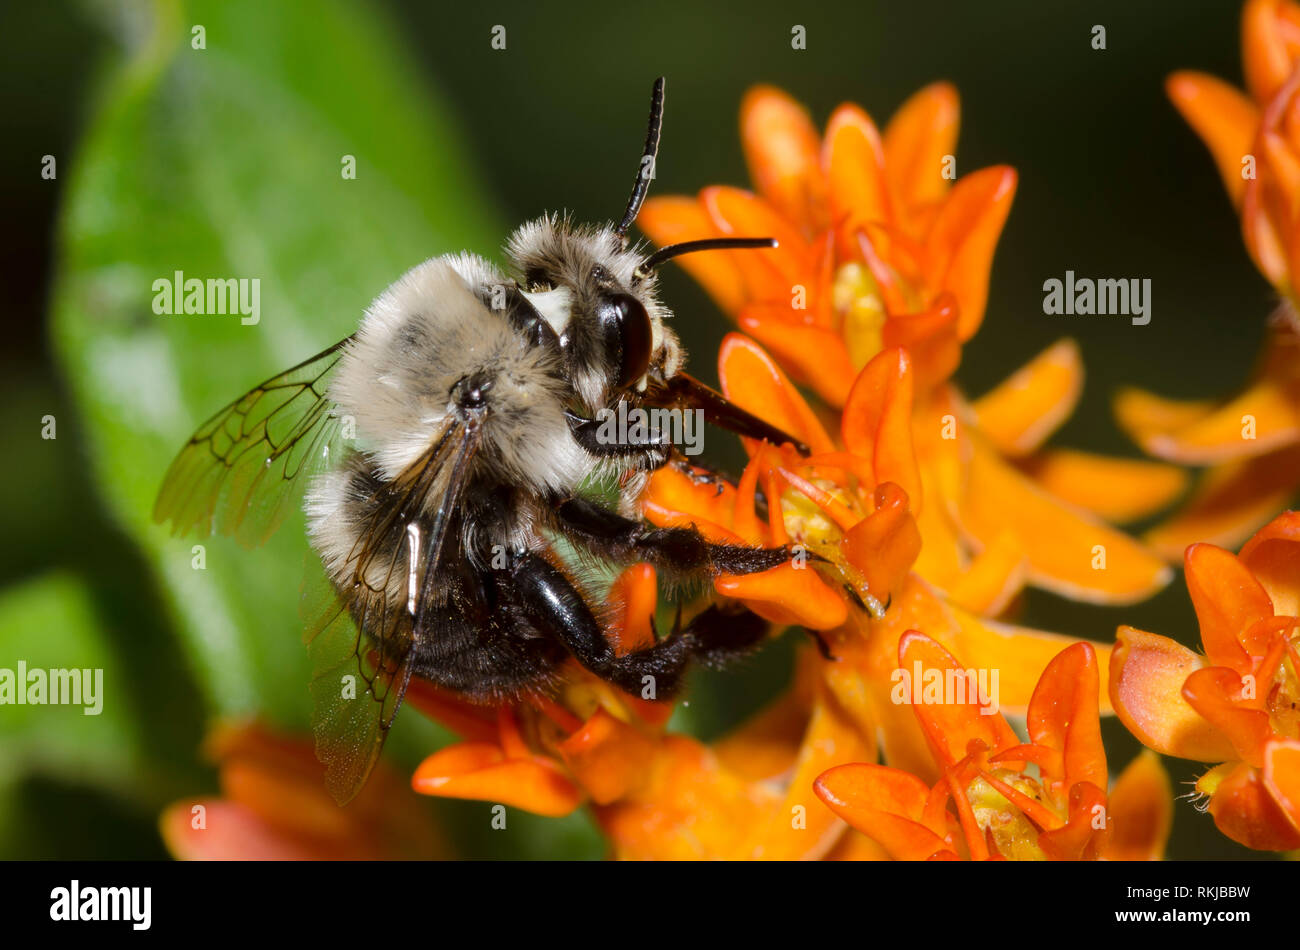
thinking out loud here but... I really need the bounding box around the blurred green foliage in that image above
[0,0,1281,859]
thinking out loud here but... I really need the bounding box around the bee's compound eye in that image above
[602,293,652,389]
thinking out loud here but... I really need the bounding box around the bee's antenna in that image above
[616,76,666,243]
[632,236,778,282]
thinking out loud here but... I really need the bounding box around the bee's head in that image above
[505,215,679,408]
[502,78,777,411]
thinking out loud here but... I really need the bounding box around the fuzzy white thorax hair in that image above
[324,254,590,494]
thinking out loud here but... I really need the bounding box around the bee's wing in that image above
[300,559,409,808]
[302,415,484,805]
[153,337,354,548]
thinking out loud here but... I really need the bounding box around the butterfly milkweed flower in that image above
[639,83,1177,610]
[1119,0,1300,557]
[640,334,1118,782]
[815,633,1172,860]
[408,563,878,859]
[1109,511,1300,850]
[161,721,445,859]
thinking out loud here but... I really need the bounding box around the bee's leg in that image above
[549,495,798,577]
[508,552,691,695]
[564,409,672,472]
[507,552,769,696]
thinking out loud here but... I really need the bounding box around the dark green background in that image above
[0,0,1280,859]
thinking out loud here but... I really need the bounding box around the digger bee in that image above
[154,78,809,804]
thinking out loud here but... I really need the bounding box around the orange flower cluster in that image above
[641,83,1180,614]
[816,634,1170,861]
[1110,513,1300,850]
[1118,0,1300,557]
[162,2,1300,860]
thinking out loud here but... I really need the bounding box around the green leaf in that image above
[50,0,505,726]
[0,572,140,791]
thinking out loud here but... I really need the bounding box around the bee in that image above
[154,78,811,804]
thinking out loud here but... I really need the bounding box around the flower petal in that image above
[814,763,955,860]
[701,186,812,301]
[1261,737,1300,835]
[714,673,814,781]
[1103,750,1173,860]
[971,338,1083,457]
[556,708,656,805]
[1108,626,1237,761]
[715,564,848,630]
[898,631,1021,765]
[1166,71,1260,206]
[945,529,1027,617]
[167,722,444,860]
[874,574,1113,721]
[822,103,893,242]
[1242,0,1300,103]
[883,82,960,230]
[1036,781,1109,861]
[596,736,784,859]
[411,742,583,817]
[1015,450,1189,525]
[1142,446,1300,559]
[404,680,501,742]
[1182,667,1274,767]
[641,462,743,538]
[1238,510,1300,614]
[740,85,826,234]
[636,196,747,313]
[879,293,962,389]
[1128,377,1300,464]
[1114,386,1218,449]
[737,303,857,407]
[747,692,874,859]
[161,799,364,861]
[1184,542,1275,670]
[922,165,1018,340]
[1028,642,1107,794]
[607,563,659,654]
[1205,759,1300,850]
[717,333,837,454]
[840,482,923,604]
[842,346,922,505]
[959,439,1173,604]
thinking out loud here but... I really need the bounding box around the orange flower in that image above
[642,340,922,627]
[406,564,873,859]
[641,81,1009,399]
[640,84,1177,608]
[1109,511,1300,850]
[1118,0,1300,556]
[815,633,1172,860]
[160,721,445,860]
[640,335,1120,781]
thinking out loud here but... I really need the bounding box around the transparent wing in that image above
[153,337,353,548]
[301,416,483,805]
